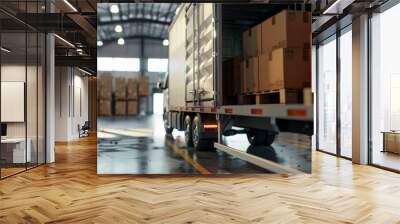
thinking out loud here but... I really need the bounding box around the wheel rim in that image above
[193,120,199,147]
[185,122,190,143]
[247,132,255,144]
[164,119,169,130]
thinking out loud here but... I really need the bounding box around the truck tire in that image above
[247,130,276,146]
[264,133,275,146]
[192,115,214,151]
[163,112,173,135]
[184,115,193,147]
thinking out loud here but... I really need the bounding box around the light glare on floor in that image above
[117,38,125,45]
[110,4,119,14]
[115,25,123,33]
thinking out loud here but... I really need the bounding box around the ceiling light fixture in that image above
[117,38,125,45]
[110,4,119,14]
[1,47,11,53]
[97,40,103,47]
[54,34,75,48]
[162,39,169,46]
[175,7,180,15]
[115,25,123,33]
[63,0,78,12]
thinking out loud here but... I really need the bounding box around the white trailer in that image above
[161,3,313,153]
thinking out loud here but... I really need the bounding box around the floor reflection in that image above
[97,115,311,174]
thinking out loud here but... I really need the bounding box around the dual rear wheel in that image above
[185,115,214,151]
[182,114,276,149]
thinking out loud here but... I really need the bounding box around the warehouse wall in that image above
[98,39,168,114]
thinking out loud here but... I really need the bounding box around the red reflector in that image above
[288,109,307,117]
[225,108,233,114]
[251,108,263,115]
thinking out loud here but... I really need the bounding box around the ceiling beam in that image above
[102,35,164,43]
[98,17,171,26]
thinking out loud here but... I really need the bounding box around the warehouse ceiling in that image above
[0,0,97,74]
[97,3,180,42]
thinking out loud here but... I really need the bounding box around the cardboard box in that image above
[98,89,112,100]
[127,100,138,115]
[303,87,313,105]
[99,100,111,116]
[127,78,138,100]
[261,10,311,54]
[223,56,242,96]
[385,132,400,154]
[241,56,259,93]
[98,74,113,100]
[242,24,262,58]
[115,101,126,116]
[258,53,271,92]
[138,76,149,97]
[115,78,126,100]
[267,47,311,90]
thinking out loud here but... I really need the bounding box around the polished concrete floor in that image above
[97,115,311,174]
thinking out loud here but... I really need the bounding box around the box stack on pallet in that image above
[138,76,149,97]
[98,74,112,116]
[127,78,138,116]
[115,77,126,116]
[241,10,312,104]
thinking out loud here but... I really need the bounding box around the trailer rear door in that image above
[185,3,215,105]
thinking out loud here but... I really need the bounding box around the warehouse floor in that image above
[97,115,311,174]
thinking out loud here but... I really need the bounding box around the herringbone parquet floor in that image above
[1,135,400,223]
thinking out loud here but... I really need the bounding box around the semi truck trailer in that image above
[161,3,313,152]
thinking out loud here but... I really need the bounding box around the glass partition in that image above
[0,0,46,179]
[339,27,352,158]
[1,24,28,178]
[317,35,337,155]
[370,3,400,171]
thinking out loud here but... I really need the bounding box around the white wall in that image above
[55,66,89,141]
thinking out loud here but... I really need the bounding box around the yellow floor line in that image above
[165,139,211,174]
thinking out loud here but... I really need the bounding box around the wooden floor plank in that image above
[0,135,400,223]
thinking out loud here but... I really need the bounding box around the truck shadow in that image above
[246,145,279,163]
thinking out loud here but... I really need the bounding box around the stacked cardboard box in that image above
[98,74,112,116]
[98,99,111,116]
[242,24,262,93]
[241,10,311,94]
[138,76,149,97]
[259,10,311,92]
[127,100,138,116]
[127,78,138,116]
[241,57,259,93]
[115,101,126,116]
[127,78,138,100]
[115,77,126,100]
[114,77,126,116]
[242,25,262,58]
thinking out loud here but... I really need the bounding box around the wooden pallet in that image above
[240,88,311,104]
